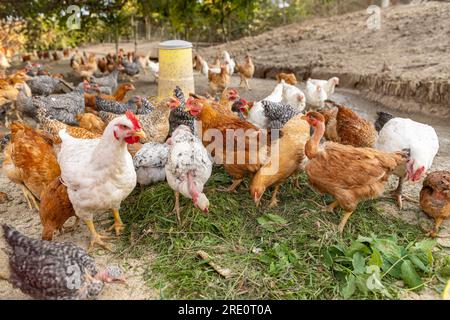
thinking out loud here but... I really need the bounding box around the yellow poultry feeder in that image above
[158,40,194,98]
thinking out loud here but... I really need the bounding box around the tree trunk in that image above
[115,23,119,56]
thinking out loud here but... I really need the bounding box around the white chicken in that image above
[133,142,169,186]
[305,79,328,109]
[165,125,212,224]
[247,80,284,128]
[200,59,220,76]
[309,77,339,96]
[375,113,439,209]
[57,111,146,250]
[0,53,11,75]
[282,82,306,112]
[222,51,235,76]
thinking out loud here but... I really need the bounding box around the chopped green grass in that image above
[117,168,447,299]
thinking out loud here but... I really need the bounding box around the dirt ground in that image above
[198,1,450,118]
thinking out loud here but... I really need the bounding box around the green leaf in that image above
[355,276,369,296]
[412,239,437,253]
[323,249,334,268]
[341,274,356,299]
[401,260,423,289]
[265,213,287,225]
[409,254,429,273]
[352,252,366,275]
[368,248,383,267]
[256,214,287,232]
[345,241,370,257]
[366,265,385,291]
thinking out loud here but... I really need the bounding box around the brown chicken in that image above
[250,114,310,207]
[319,101,377,148]
[185,97,269,192]
[71,53,97,79]
[75,113,106,135]
[1,122,61,209]
[419,171,450,237]
[97,57,108,73]
[302,112,407,233]
[39,177,77,241]
[84,83,135,110]
[208,64,230,95]
[276,72,297,85]
[236,55,255,90]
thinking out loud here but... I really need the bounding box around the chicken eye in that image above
[119,124,129,130]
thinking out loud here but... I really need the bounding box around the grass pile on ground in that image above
[118,168,449,299]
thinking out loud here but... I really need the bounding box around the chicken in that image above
[39,177,77,241]
[374,111,394,133]
[165,125,212,223]
[26,75,61,96]
[185,97,268,193]
[167,86,195,137]
[1,122,60,209]
[281,82,306,112]
[375,113,439,209]
[305,79,328,110]
[276,72,297,85]
[76,113,106,135]
[208,64,230,95]
[222,51,235,76]
[199,58,220,76]
[121,56,140,78]
[94,95,153,115]
[302,111,407,233]
[98,101,169,144]
[71,54,98,79]
[309,77,340,97]
[250,113,310,207]
[2,224,125,300]
[247,81,284,128]
[17,82,90,124]
[57,111,146,250]
[37,108,101,144]
[133,142,169,186]
[231,98,250,119]
[319,100,377,148]
[90,66,123,92]
[419,171,450,237]
[84,83,135,110]
[236,55,255,90]
[97,57,108,73]
[260,100,301,132]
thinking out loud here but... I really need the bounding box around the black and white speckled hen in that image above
[95,95,154,115]
[90,66,123,92]
[133,142,169,186]
[2,224,125,300]
[167,86,195,137]
[261,100,301,131]
[121,57,140,77]
[26,75,61,96]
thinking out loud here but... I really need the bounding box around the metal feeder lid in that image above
[158,40,193,49]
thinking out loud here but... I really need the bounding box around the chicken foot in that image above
[20,185,39,210]
[85,220,113,252]
[426,217,446,238]
[108,209,125,236]
[268,185,280,208]
[390,176,419,209]
[324,201,339,213]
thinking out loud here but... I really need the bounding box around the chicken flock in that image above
[0,47,447,300]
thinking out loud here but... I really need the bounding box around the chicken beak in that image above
[301,115,307,121]
[133,130,146,139]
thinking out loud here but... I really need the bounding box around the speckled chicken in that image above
[121,57,140,77]
[133,142,169,186]
[27,75,61,96]
[261,100,301,131]
[419,171,450,237]
[90,67,122,92]
[2,224,125,300]
[95,95,154,115]
[165,125,212,224]
[167,86,195,137]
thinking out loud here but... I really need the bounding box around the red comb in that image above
[125,110,141,130]
[240,98,248,105]
[186,96,195,105]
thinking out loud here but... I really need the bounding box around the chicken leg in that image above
[426,217,444,238]
[268,185,280,208]
[20,185,39,210]
[325,201,339,213]
[219,179,243,193]
[85,220,113,252]
[338,211,354,233]
[172,191,181,225]
[108,208,124,236]
[390,176,419,209]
